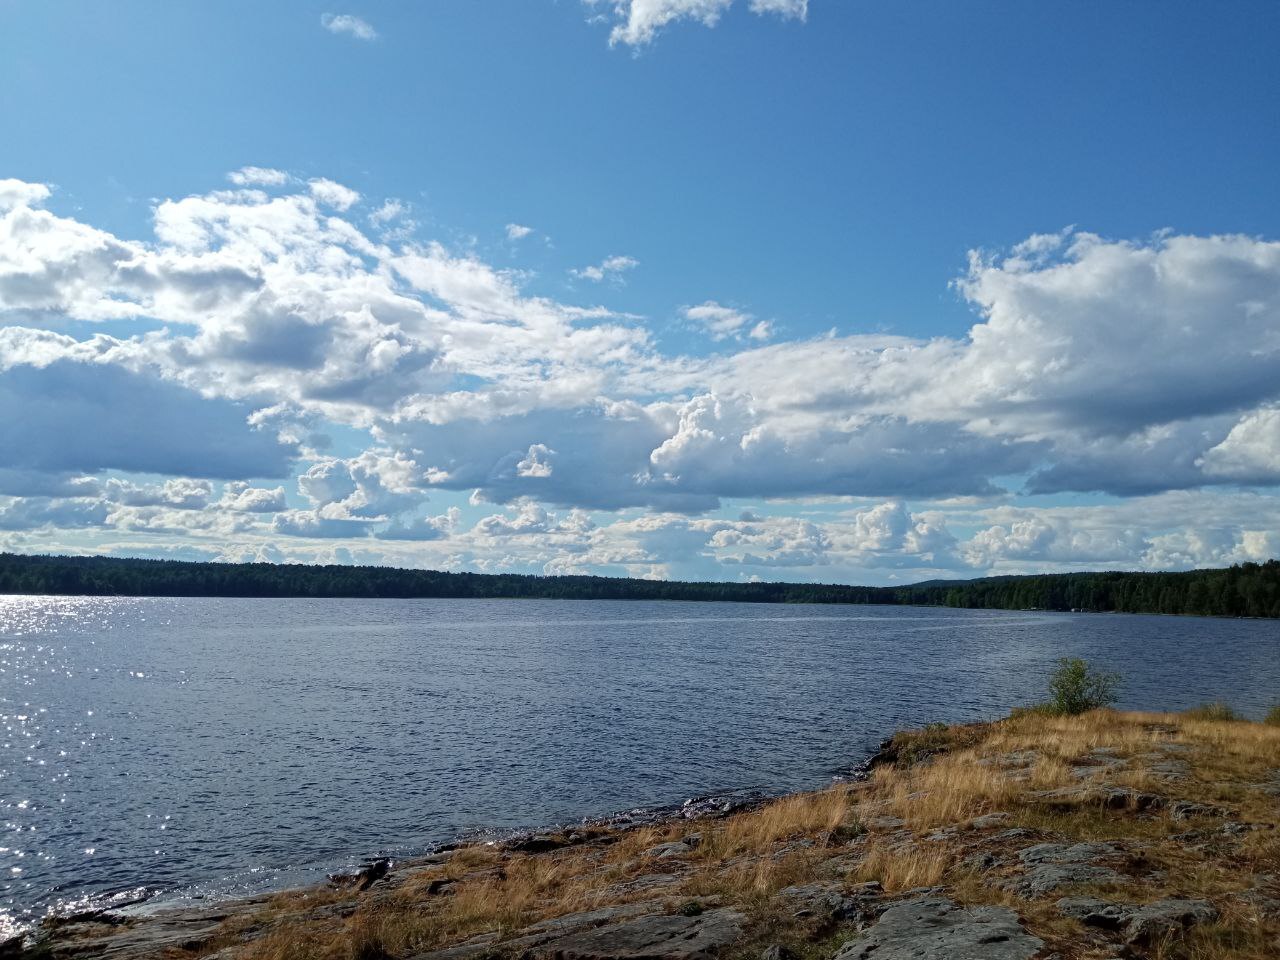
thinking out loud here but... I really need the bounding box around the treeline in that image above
[0,553,1278,618]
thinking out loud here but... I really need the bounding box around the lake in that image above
[1,596,1276,935]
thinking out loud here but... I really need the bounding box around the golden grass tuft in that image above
[855,842,949,891]
[706,787,856,858]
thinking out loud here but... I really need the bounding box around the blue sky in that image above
[2,1,1279,582]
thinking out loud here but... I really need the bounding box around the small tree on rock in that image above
[1048,657,1121,715]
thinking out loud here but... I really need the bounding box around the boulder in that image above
[1124,899,1218,945]
[1169,800,1228,820]
[1005,843,1129,897]
[645,841,696,859]
[327,857,392,891]
[507,834,571,853]
[1006,863,1127,897]
[1055,896,1128,929]
[529,908,744,960]
[969,812,1010,829]
[833,897,1043,960]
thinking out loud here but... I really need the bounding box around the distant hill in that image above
[0,553,1277,618]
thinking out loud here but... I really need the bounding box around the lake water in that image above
[1,596,1277,934]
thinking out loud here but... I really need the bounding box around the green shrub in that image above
[1184,701,1241,722]
[1265,704,1280,727]
[1046,657,1121,716]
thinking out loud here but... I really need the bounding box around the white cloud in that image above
[683,300,771,341]
[747,0,806,17]
[506,223,534,241]
[227,167,290,187]
[2,174,1279,578]
[593,0,806,47]
[320,13,377,41]
[570,254,638,282]
[0,178,51,212]
[219,483,288,513]
[307,177,361,210]
[1198,407,1280,480]
[515,443,556,478]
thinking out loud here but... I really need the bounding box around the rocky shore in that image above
[9,709,1279,960]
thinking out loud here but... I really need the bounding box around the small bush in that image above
[1266,704,1280,727]
[1046,657,1121,716]
[1184,701,1240,722]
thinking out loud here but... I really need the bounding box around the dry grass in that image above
[704,787,857,859]
[855,842,949,891]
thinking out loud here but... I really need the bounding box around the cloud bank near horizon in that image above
[1,174,1279,581]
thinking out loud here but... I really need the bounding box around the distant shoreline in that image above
[1,551,1278,619]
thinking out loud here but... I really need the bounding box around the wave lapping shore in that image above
[12,711,1280,960]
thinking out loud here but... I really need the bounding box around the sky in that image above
[1,0,1279,584]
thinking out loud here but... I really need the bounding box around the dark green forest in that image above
[1,553,1278,618]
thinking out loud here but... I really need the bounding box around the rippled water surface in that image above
[2,596,1277,932]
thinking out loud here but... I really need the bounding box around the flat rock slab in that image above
[1005,843,1129,897]
[1018,842,1121,865]
[1125,899,1218,945]
[834,897,1043,960]
[1006,862,1128,898]
[528,908,745,960]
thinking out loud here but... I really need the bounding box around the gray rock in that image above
[1124,899,1218,945]
[833,897,1043,960]
[530,908,744,960]
[1006,863,1128,897]
[1028,786,1163,811]
[1017,842,1121,864]
[410,945,502,960]
[1056,896,1128,929]
[1169,800,1228,820]
[760,946,793,960]
[523,903,664,935]
[602,873,683,898]
[507,834,571,853]
[1006,843,1128,897]
[1099,787,1165,811]
[962,851,1001,871]
[32,903,237,959]
[970,812,1010,829]
[1240,889,1280,920]
[645,841,695,859]
[1146,757,1191,780]
[776,882,854,921]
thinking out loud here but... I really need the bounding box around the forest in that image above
[1,552,1278,618]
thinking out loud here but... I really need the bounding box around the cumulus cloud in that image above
[506,223,534,241]
[0,178,52,211]
[2,173,1279,579]
[219,483,288,512]
[570,254,637,282]
[321,13,377,41]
